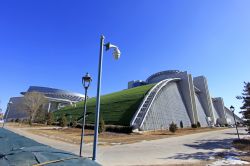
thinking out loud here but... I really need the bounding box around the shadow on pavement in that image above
[162,151,218,160]
[225,132,249,136]
[161,138,249,161]
[183,138,234,150]
[162,151,249,160]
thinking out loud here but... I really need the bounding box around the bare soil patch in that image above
[7,123,227,146]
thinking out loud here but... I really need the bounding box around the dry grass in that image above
[232,138,250,163]
[233,139,250,152]
[7,122,50,128]
[6,123,227,146]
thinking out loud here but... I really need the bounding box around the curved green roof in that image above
[54,84,154,126]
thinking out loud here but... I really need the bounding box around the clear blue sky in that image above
[1,0,250,117]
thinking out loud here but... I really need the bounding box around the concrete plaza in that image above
[5,126,249,166]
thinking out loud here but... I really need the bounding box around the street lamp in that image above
[230,105,240,140]
[79,72,92,157]
[92,35,121,161]
[3,101,13,128]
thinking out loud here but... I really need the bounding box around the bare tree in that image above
[23,92,46,125]
[0,108,3,121]
[0,100,4,121]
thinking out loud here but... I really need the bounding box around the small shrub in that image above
[72,120,78,128]
[46,112,54,125]
[15,118,20,123]
[59,115,67,127]
[29,118,32,125]
[55,116,59,122]
[233,139,250,151]
[106,125,133,133]
[99,118,105,133]
[132,125,138,131]
[75,124,82,128]
[191,124,198,128]
[34,109,47,124]
[22,119,29,124]
[73,123,94,130]
[180,121,184,128]
[197,121,201,128]
[85,124,95,130]
[169,122,178,133]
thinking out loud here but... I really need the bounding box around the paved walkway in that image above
[6,126,248,166]
[0,128,100,166]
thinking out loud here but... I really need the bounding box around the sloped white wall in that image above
[141,82,191,130]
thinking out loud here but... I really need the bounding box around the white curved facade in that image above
[130,70,243,131]
[140,81,192,130]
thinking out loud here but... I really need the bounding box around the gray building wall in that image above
[212,103,220,121]
[128,80,146,89]
[224,107,234,125]
[5,97,28,121]
[5,86,85,120]
[141,82,191,130]
[146,70,182,84]
[128,81,135,89]
[212,97,227,125]
[130,70,235,130]
[224,107,243,124]
[188,74,198,124]
[195,94,209,127]
[146,71,197,124]
[193,76,215,123]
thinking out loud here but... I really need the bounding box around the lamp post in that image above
[3,101,13,128]
[230,105,240,140]
[70,115,72,126]
[92,35,121,161]
[79,72,92,157]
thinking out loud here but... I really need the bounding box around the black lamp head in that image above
[230,105,235,112]
[82,72,92,88]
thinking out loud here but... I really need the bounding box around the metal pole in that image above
[92,35,104,161]
[47,102,51,113]
[232,111,240,140]
[3,103,10,128]
[79,87,88,157]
